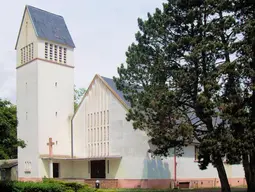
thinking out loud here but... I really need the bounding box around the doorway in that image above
[53,163,59,178]
[91,160,105,178]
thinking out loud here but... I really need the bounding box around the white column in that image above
[49,159,53,178]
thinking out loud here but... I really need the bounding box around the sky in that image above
[0,0,165,104]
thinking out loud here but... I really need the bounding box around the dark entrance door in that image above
[91,160,105,178]
[53,163,59,178]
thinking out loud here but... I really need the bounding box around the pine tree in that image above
[219,1,255,191]
[114,0,237,191]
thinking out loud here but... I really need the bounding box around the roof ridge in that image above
[26,5,63,18]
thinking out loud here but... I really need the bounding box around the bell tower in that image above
[15,5,75,179]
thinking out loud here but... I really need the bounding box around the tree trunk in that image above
[243,153,255,192]
[215,157,231,192]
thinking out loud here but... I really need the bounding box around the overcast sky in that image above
[0,0,165,103]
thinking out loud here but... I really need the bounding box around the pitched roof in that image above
[101,76,130,107]
[15,5,75,49]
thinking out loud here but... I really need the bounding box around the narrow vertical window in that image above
[59,47,62,63]
[107,126,109,141]
[107,142,109,155]
[98,128,100,142]
[104,127,106,141]
[49,44,53,60]
[97,112,99,126]
[26,112,28,120]
[90,129,93,143]
[100,127,103,141]
[97,143,99,156]
[104,111,106,124]
[94,128,96,144]
[21,48,23,64]
[31,43,34,59]
[101,142,103,155]
[28,44,31,61]
[101,111,103,125]
[23,47,26,63]
[94,112,96,126]
[63,48,67,64]
[107,110,109,124]
[91,113,93,127]
[45,42,48,59]
[54,45,58,62]
[25,46,28,63]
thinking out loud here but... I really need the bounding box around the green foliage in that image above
[74,85,86,111]
[0,99,25,159]
[43,178,92,192]
[0,180,93,192]
[113,0,255,191]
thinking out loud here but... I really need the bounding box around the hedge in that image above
[0,179,94,192]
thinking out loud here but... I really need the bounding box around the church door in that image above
[91,160,105,178]
[53,163,59,178]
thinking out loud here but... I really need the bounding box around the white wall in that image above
[37,60,74,157]
[176,145,218,179]
[72,97,86,158]
[108,83,173,179]
[17,61,40,178]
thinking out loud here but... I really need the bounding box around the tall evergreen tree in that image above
[114,0,237,191]
[219,1,255,191]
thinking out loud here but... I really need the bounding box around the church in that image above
[15,5,245,189]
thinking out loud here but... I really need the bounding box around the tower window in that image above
[49,44,53,60]
[63,48,67,64]
[45,42,48,59]
[54,45,58,62]
[59,47,62,63]
[31,43,34,59]
[20,43,34,65]
[55,82,58,87]
[28,44,31,61]
[21,48,24,64]
[25,46,28,63]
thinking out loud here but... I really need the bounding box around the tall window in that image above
[54,45,58,62]
[64,48,67,64]
[45,42,48,59]
[31,43,34,59]
[21,48,24,64]
[20,43,34,64]
[59,47,62,63]
[49,44,53,60]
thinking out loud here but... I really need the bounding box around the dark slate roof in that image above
[23,5,75,48]
[101,76,131,107]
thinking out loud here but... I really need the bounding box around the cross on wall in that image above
[47,138,55,157]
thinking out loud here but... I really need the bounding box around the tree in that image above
[74,85,86,111]
[0,99,25,159]
[218,1,255,191]
[113,0,240,191]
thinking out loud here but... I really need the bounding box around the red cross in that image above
[47,138,55,157]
